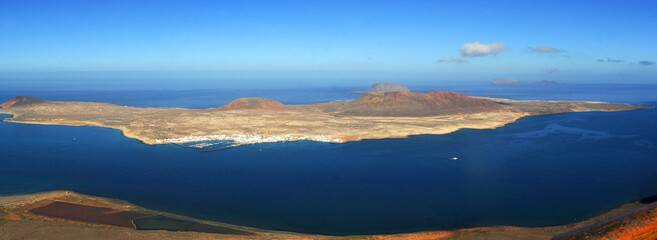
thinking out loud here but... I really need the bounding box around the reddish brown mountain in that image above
[0,96,45,108]
[217,98,285,111]
[337,91,502,116]
[427,91,501,109]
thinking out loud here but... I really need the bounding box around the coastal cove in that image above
[1,84,657,235]
[4,1,657,237]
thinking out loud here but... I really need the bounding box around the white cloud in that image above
[459,41,509,57]
[436,41,508,64]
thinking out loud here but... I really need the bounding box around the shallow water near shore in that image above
[1,83,657,235]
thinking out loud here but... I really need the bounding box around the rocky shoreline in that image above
[155,134,344,145]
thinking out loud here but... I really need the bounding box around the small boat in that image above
[451,157,458,160]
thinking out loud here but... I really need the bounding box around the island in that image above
[0,86,647,148]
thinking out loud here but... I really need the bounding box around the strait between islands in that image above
[0,86,648,147]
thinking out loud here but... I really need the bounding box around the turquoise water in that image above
[1,83,656,235]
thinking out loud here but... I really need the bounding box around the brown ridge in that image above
[216,98,285,111]
[337,91,503,116]
[0,96,45,108]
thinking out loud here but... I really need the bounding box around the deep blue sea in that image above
[1,82,656,235]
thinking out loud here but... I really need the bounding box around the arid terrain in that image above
[1,191,656,240]
[0,91,646,147]
[0,91,654,239]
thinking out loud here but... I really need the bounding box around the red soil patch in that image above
[2,213,23,221]
[554,202,657,240]
[28,201,151,228]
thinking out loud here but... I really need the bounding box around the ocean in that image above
[1,82,656,235]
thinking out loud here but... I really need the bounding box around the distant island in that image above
[493,78,562,85]
[0,84,646,148]
[350,82,411,93]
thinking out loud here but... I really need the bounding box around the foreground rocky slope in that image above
[2,191,656,240]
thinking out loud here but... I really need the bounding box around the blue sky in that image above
[1,0,656,83]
